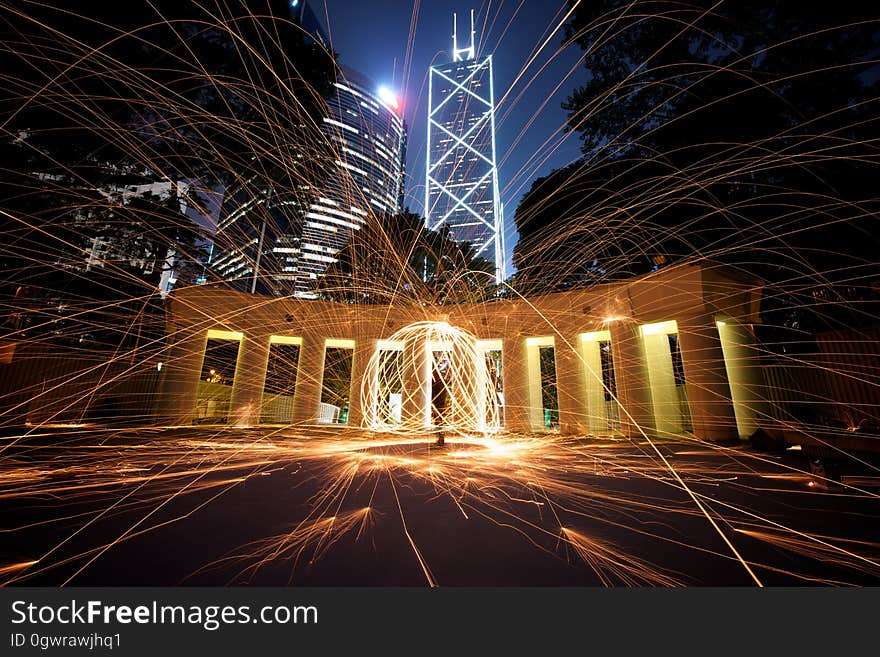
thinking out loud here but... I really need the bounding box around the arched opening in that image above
[361,321,501,436]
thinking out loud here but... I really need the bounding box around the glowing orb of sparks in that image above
[361,321,501,437]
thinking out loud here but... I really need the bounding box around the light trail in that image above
[0,429,878,586]
[361,321,501,437]
[0,2,877,587]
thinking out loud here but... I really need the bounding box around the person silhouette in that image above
[431,355,450,445]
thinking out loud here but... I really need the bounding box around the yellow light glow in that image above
[270,335,303,345]
[477,339,503,351]
[640,320,678,336]
[580,330,611,342]
[377,339,404,351]
[525,336,554,347]
[206,329,243,341]
[325,338,355,349]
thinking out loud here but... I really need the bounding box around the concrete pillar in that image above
[502,336,531,434]
[154,325,206,426]
[677,314,738,442]
[469,346,489,433]
[402,338,430,430]
[580,336,611,435]
[642,327,683,434]
[229,333,271,427]
[347,336,378,429]
[291,332,325,425]
[609,321,655,439]
[556,335,588,435]
[716,320,766,439]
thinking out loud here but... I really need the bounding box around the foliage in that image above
[513,1,880,334]
[0,0,337,347]
[318,211,498,305]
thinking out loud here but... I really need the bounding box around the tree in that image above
[513,160,666,294]
[0,0,337,347]
[318,211,497,305]
[515,1,880,332]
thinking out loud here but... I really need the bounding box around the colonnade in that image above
[155,264,766,441]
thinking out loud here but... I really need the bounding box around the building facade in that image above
[426,12,505,283]
[212,66,407,297]
[154,263,766,444]
[300,67,407,296]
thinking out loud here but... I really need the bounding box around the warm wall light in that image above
[270,335,303,345]
[640,320,678,336]
[206,329,243,341]
[377,339,404,351]
[477,339,503,351]
[325,338,355,349]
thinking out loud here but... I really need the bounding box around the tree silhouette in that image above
[319,211,497,305]
[0,0,337,347]
[513,1,880,333]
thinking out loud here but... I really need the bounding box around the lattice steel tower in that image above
[426,10,505,283]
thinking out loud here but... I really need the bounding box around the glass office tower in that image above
[425,11,504,283]
[298,67,407,296]
[212,65,407,297]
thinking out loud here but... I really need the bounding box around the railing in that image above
[318,402,341,424]
[0,343,159,426]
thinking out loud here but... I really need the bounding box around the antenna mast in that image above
[452,9,475,61]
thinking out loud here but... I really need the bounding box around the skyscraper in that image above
[192,0,334,297]
[299,67,407,296]
[212,65,407,297]
[425,11,505,283]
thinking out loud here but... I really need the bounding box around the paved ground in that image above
[2,427,880,586]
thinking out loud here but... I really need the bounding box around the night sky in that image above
[312,0,585,275]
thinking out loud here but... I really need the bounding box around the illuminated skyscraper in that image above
[299,67,407,296]
[212,66,407,297]
[426,10,504,283]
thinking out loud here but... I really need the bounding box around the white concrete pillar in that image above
[641,324,683,435]
[502,336,531,433]
[154,325,207,426]
[556,335,588,435]
[609,321,655,439]
[291,332,325,425]
[401,337,430,430]
[579,332,613,435]
[717,320,766,439]
[469,346,490,433]
[229,333,271,427]
[347,336,378,429]
[677,314,738,442]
